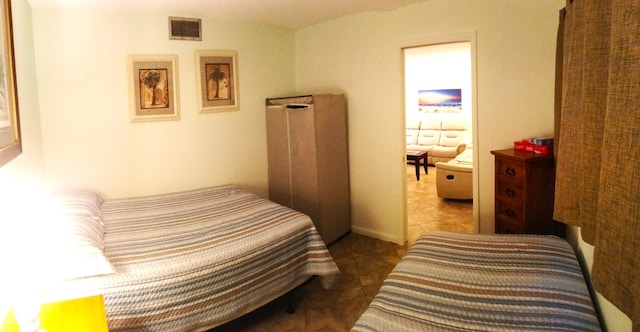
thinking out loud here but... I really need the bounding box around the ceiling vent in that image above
[169,17,202,41]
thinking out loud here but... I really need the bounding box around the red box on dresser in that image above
[513,139,553,156]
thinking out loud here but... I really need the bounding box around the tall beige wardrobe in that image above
[265,94,351,244]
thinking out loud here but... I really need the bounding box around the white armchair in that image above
[435,148,473,200]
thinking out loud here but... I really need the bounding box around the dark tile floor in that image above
[210,165,473,331]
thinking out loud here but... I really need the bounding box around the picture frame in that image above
[128,54,180,122]
[418,88,463,114]
[0,0,21,167]
[195,50,239,113]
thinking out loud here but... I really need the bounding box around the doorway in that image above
[402,37,477,243]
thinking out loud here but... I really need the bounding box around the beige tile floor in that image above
[406,164,474,242]
[209,164,473,331]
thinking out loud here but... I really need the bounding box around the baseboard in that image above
[351,225,402,245]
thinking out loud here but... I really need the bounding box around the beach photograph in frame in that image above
[128,55,180,122]
[195,50,238,113]
[418,88,462,113]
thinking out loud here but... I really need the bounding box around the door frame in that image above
[398,31,479,243]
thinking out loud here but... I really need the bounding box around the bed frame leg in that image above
[286,291,296,314]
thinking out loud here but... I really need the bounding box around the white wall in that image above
[0,0,44,312]
[404,42,472,128]
[566,227,632,331]
[295,0,563,242]
[31,9,297,198]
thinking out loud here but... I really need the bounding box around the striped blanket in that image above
[48,185,339,331]
[352,231,601,332]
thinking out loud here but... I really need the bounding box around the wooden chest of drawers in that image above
[491,149,565,236]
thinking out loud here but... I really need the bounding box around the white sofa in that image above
[406,119,468,165]
[435,148,473,200]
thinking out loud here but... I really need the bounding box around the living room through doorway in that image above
[403,41,475,243]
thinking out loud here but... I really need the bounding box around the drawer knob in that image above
[505,167,516,176]
[506,208,516,218]
[506,188,516,197]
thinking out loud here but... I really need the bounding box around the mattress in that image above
[47,185,340,331]
[352,231,601,331]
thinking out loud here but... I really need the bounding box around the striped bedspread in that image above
[352,231,601,332]
[50,185,340,331]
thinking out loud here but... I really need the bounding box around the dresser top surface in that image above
[491,148,553,162]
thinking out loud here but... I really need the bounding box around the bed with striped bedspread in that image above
[49,185,339,331]
[352,231,601,332]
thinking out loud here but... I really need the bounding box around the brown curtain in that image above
[554,0,640,330]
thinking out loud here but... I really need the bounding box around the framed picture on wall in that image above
[0,0,21,167]
[128,54,180,122]
[195,50,239,113]
[418,88,462,114]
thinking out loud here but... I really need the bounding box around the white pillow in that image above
[49,190,103,221]
[45,191,114,280]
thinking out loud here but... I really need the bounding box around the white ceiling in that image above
[26,0,426,30]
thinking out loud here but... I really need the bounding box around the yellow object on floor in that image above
[1,295,108,332]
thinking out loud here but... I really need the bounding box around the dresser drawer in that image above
[496,180,524,202]
[496,159,525,182]
[492,149,560,236]
[496,198,524,225]
[495,216,525,234]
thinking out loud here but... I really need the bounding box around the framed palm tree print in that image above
[128,54,180,122]
[195,50,239,113]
